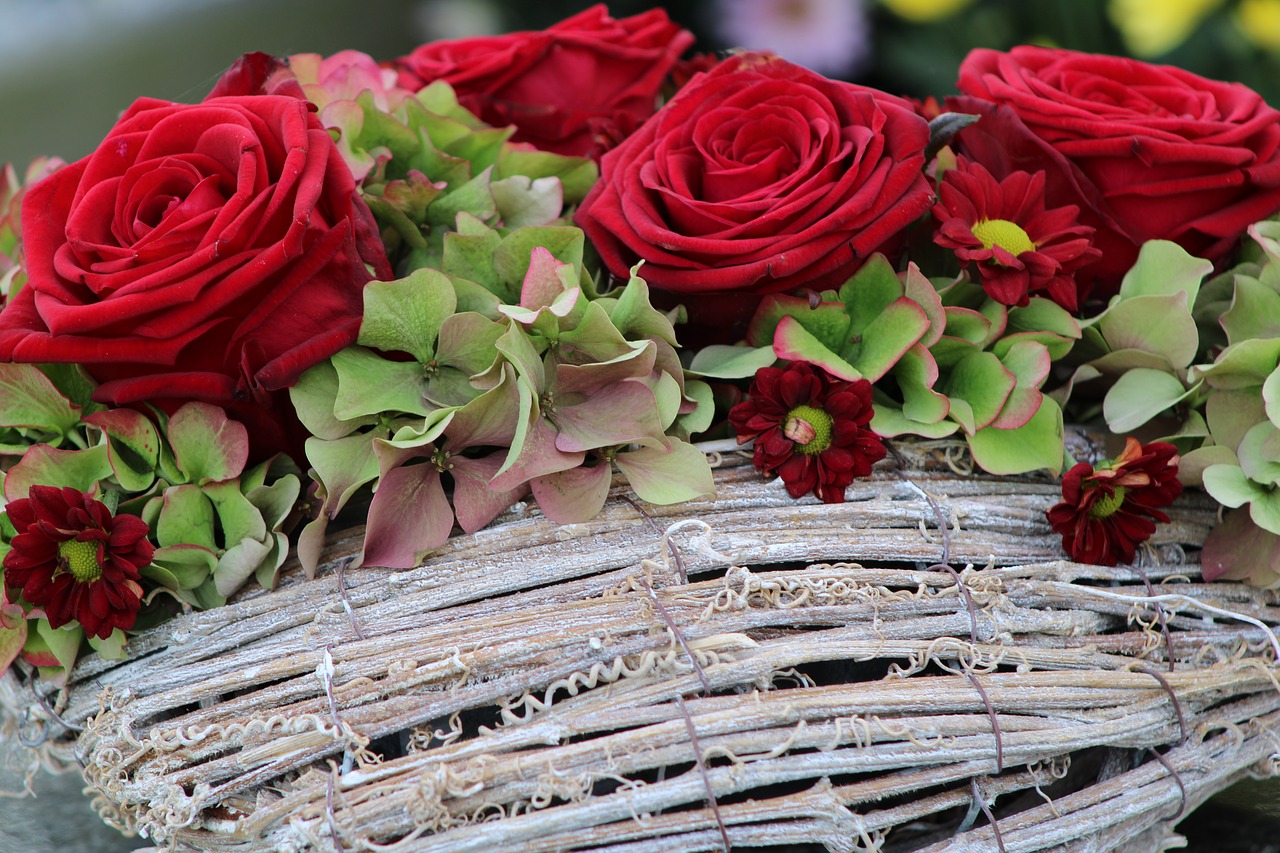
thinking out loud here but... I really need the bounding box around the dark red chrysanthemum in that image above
[1046,438,1182,566]
[3,486,153,639]
[728,361,886,503]
[932,156,1101,311]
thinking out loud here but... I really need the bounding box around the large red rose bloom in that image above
[394,5,693,159]
[3,486,154,639]
[0,95,391,461]
[574,52,934,307]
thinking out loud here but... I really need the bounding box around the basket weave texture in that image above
[3,437,1278,852]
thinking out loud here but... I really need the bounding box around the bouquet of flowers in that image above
[1,5,1278,851]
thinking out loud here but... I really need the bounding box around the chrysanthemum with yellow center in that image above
[931,156,1100,311]
[783,404,834,455]
[57,538,103,583]
[1087,486,1128,519]
[2,485,155,639]
[971,218,1037,257]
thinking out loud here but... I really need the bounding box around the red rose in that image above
[0,95,391,459]
[574,52,933,303]
[394,5,693,159]
[951,46,1280,302]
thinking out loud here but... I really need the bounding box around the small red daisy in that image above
[932,156,1101,311]
[729,361,886,503]
[3,486,153,639]
[1046,438,1182,566]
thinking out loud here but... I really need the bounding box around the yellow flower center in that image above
[58,538,103,583]
[971,218,1037,257]
[784,405,834,455]
[1088,486,1128,520]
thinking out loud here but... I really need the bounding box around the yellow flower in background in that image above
[1108,0,1225,56]
[878,0,977,23]
[1236,0,1280,51]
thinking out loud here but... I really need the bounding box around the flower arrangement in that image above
[0,1,1277,716]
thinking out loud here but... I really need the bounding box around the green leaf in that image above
[289,361,379,441]
[1264,365,1280,430]
[444,127,511,173]
[156,484,218,550]
[332,346,434,419]
[845,297,930,381]
[202,480,267,546]
[2,444,111,502]
[0,363,81,438]
[1202,463,1265,508]
[1237,421,1280,486]
[427,164,496,227]
[297,432,383,575]
[900,263,947,348]
[1102,369,1198,434]
[947,397,976,436]
[941,306,991,346]
[1195,337,1280,389]
[1118,239,1213,302]
[1250,488,1280,536]
[213,537,275,598]
[491,175,564,228]
[1177,443,1238,488]
[306,433,382,514]
[989,341,1050,431]
[944,351,1016,432]
[1221,274,1280,346]
[686,345,778,379]
[967,396,1065,475]
[1000,298,1082,361]
[83,408,160,493]
[86,628,128,661]
[32,619,82,675]
[894,345,949,425]
[167,402,249,484]
[35,363,99,414]
[677,379,716,437]
[358,269,458,362]
[442,223,504,293]
[493,226,585,300]
[837,254,904,338]
[605,268,679,345]
[616,440,715,505]
[1096,292,1199,369]
[870,404,961,439]
[1206,387,1269,453]
[745,292,851,351]
[148,544,218,591]
[254,533,289,591]
[772,317,861,380]
[246,474,301,532]
[496,147,598,204]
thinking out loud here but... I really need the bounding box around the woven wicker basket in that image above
[3,435,1278,852]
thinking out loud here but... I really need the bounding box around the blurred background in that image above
[0,0,1278,850]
